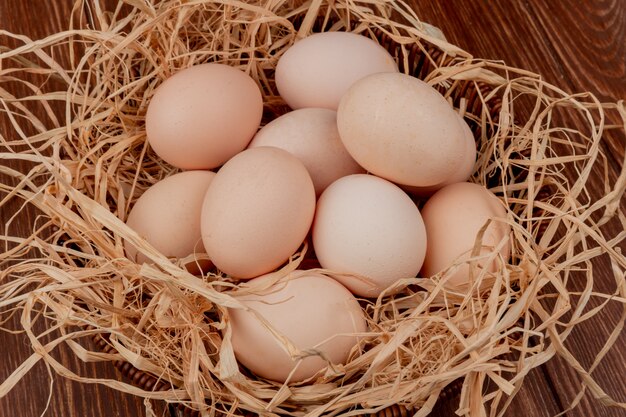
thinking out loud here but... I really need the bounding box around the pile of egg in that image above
[125,32,511,384]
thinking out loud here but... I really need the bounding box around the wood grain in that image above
[405,2,625,416]
[1,1,624,417]
[0,2,165,417]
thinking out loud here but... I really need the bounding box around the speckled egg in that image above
[337,72,465,187]
[403,113,477,196]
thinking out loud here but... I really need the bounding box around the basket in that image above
[90,21,500,416]
[1,1,624,417]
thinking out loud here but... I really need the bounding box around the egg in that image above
[229,270,366,382]
[403,114,477,197]
[275,32,398,110]
[337,72,465,187]
[248,108,365,195]
[125,170,215,265]
[312,174,427,297]
[201,147,315,279]
[146,63,263,170]
[420,182,511,290]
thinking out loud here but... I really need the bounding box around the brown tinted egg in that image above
[248,108,364,195]
[403,114,477,197]
[337,72,465,187]
[420,182,511,290]
[125,170,215,265]
[146,63,262,170]
[229,271,366,382]
[276,32,398,110]
[201,147,315,279]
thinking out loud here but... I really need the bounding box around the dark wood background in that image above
[0,1,624,416]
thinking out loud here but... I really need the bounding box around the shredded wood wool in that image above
[1,1,625,416]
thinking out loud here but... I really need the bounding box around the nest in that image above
[1,1,625,416]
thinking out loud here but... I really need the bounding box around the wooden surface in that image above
[0,1,624,417]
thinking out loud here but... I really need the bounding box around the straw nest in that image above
[1,1,625,416]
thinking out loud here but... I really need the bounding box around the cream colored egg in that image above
[420,182,511,290]
[229,270,366,382]
[146,63,263,170]
[275,32,398,110]
[248,108,364,195]
[125,170,215,264]
[312,174,427,297]
[337,72,465,187]
[403,114,477,196]
[201,147,315,279]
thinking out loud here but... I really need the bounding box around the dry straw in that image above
[1,1,625,416]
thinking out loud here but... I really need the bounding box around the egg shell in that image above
[146,63,263,170]
[248,108,365,195]
[275,32,398,110]
[125,170,215,264]
[229,270,367,382]
[312,174,427,297]
[420,182,511,289]
[403,113,477,197]
[337,72,465,187]
[201,147,315,279]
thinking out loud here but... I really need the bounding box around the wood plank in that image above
[407,1,626,416]
[0,1,160,416]
[527,0,625,101]
[2,1,624,417]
